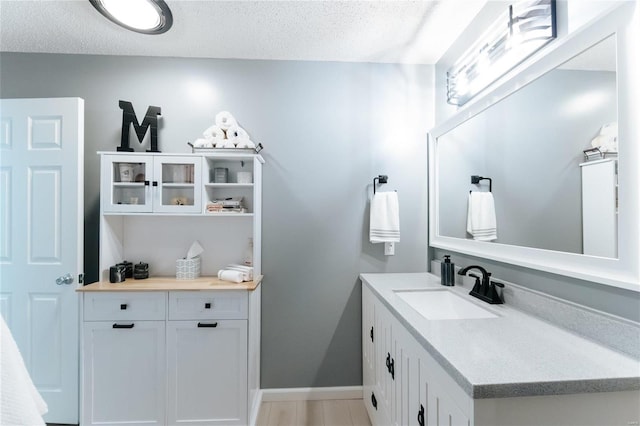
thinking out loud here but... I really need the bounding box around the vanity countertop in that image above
[77,275,263,292]
[360,272,640,399]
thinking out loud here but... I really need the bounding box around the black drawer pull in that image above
[386,353,391,371]
[144,180,150,186]
[390,357,395,380]
[371,392,377,410]
[417,404,425,426]
[152,181,158,187]
[197,322,218,328]
[120,304,127,310]
[204,302,211,309]
[370,326,374,342]
[113,323,134,329]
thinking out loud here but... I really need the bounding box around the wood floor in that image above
[256,399,371,426]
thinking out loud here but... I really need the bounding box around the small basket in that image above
[176,257,201,280]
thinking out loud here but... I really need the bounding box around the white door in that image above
[0,97,84,423]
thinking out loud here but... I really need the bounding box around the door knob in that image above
[56,273,74,285]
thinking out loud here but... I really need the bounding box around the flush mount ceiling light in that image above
[90,0,173,34]
[447,0,556,106]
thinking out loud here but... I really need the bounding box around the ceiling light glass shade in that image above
[90,0,173,34]
[447,0,556,106]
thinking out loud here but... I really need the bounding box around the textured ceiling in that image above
[0,0,486,65]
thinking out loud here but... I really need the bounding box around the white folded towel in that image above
[369,192,400,243]
[1,315,48,426]
[215,111,237,130]
[467,192,497,241]
[236,139,256,149]
[221,139,237,149]
[217,269,244,283]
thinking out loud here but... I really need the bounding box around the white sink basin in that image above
[394,289,498,320]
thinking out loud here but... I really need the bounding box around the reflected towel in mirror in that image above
[467,192,497,241]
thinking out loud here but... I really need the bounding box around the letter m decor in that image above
[118,100,162,152]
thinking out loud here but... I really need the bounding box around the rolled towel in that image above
[226,124,249,141]
[193,138,211,148]
[217,269,243,283]
[202,124,226,143]
[226,264,253,281]
[235,139,256,149]
[215,111,237,130]
[222,139,237,149]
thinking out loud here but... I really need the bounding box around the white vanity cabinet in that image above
[363,285,471,426]
[101,154,203,214]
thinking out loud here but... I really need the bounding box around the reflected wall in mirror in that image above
[437,35,617,258]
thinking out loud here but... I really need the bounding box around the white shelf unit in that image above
[97,151,263,280]
[580,158,618,258]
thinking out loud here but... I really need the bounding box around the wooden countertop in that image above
[77,275,263,292]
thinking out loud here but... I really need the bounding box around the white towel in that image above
[369,192,400,243]
[226,125,250,142]
[202,124,226,143]
[467,192,497,241]
[226,264,254,281]
[193,138,214,148]
[1,315,48,426]
[215,111,237,130]
[236,139,256,149]
[217,269,244,283]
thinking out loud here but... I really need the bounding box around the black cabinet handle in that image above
[113,323,134,329]
[152,181,158,187]
[386,353,391,372]
[120,304,127,310]
[390,357,395,380]
[417,404,425,426]
[197,322,218,328]
[370,326,374,342]
[371,392,378,410]
[205,302,211,309]
[144,180,150,186]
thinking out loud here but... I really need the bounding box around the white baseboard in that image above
[261,386,363,402]
[249,389,264,426]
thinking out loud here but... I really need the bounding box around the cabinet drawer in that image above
[169,291,248,320]
[84,292,167,321]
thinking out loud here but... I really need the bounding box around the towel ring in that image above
[373,175,388,194]
[470,175,492,193]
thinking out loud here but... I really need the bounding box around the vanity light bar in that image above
[447,0,556,106]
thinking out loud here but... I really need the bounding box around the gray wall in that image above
[432,1,640,322]
[438,68,616,254]
[0,52,433,388]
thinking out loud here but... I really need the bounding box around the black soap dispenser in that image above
[441,255,455,286]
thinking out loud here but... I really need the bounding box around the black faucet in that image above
[457,265,504,304]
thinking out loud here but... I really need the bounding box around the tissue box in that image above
[176,257,201,280]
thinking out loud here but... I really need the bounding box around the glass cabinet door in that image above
[153,156,202,213]
[102,155,153,213]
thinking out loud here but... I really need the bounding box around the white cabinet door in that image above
[82,321,166,426]
[153,156,202,213]
[167,320,248,426]
[363,285,377,416]
[102,154,153,213]
[101,154,202,214]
